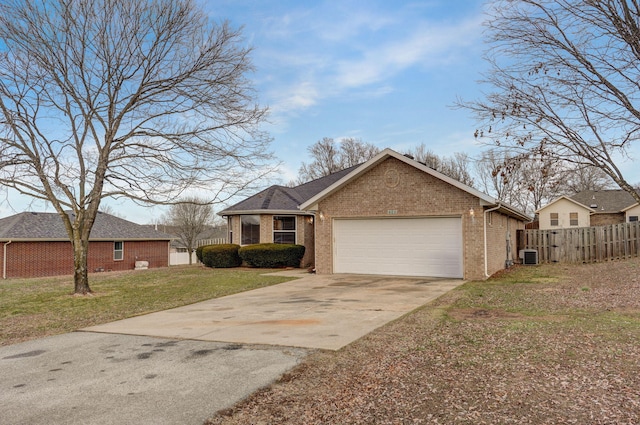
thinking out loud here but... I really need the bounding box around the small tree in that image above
[165,197,215,265]
[0,0,273,294]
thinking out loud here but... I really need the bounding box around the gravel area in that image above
[206,259,640,425]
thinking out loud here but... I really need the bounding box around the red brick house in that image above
[221,149,531,280]
[0,211,171,279]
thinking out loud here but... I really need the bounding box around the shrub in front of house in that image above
[201,244,242,268]
[195,245,207,263]
[238,243,305,268]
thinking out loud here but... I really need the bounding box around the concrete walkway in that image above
[84,271,464,350]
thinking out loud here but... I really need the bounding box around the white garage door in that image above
[333,217,463,278]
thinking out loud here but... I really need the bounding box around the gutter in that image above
[484,205,502,278]
[3,240,11,279]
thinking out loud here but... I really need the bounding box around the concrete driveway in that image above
[84,271,464,350]
[1,272,463,425]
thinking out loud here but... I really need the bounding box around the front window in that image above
[630,216,638,222]
[241,215,260,245]
[550,213,559,226]
[273,216,296,244]
[570,212,578,226]
[114,241,124,261]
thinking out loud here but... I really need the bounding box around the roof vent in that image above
[590,204,597,208]
[403,153,414,160]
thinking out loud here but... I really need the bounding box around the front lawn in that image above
[0,266,294,346]
[209,260,640,424]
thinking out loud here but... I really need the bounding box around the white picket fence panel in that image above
[169,251,198,265]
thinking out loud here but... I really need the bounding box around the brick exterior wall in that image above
[485,212,525,276]
[2,240,169,279]
[589,212,625,226]
[313,157,523,280]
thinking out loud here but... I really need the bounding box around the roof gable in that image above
[0,211,172,241]
[300,148,516,212]
[536,196,594,214]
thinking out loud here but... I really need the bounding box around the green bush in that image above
[201,244,242,268]
[238,243,305,268]
[195,245,207,263]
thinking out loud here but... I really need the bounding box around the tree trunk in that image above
[72,237,92,295]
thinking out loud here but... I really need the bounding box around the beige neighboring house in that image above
[222,148,531,280]
[537,189,640,230]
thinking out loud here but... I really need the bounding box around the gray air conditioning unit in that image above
[519,249,539,265]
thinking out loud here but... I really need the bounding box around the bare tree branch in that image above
[460,0,640,204]
[0,0,274,293]
[297,137,380,183]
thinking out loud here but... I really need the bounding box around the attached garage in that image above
[333,217,463,278]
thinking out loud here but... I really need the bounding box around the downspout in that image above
[484,204,502,278]
[3,240,12,279]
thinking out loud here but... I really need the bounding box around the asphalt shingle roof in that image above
[220,165,358,214]
[570,190,639,213]
[0,211,172,240]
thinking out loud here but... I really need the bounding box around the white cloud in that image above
[335,16,483,89]
[260,8,483,126]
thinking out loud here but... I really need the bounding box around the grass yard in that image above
[209,260,640,425]
[0,266,294,346]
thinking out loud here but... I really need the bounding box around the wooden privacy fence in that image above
[517,222,640,264]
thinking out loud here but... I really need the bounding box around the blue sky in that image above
[3,0,637,223]
[211,0,489,184]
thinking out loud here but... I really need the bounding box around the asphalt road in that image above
[0,332,307,425]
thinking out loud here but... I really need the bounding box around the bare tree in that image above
[475,151,566,215]
[557,164,615,195]
[297,137,380,183]
[164,197,214,265]
[405,144,475,187]
[463,0,640,204]
[475,150,521,204]
[0,0,274,294]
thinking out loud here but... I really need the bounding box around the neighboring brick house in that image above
[536,189,640,230]
[0,211,171,279]
[222,148,530,280]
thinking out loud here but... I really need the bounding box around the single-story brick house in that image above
[221,148,530,280]
[0,211,171,279]
[536,189,640,230]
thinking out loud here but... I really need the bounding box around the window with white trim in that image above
[550,212,559,226]
[273,216,296,244]
[114,241,124,261]
[570,212,578,226]
[630,216,638,222]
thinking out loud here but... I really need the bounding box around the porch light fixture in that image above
[469,208,475,217]
[319,212,325,222]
